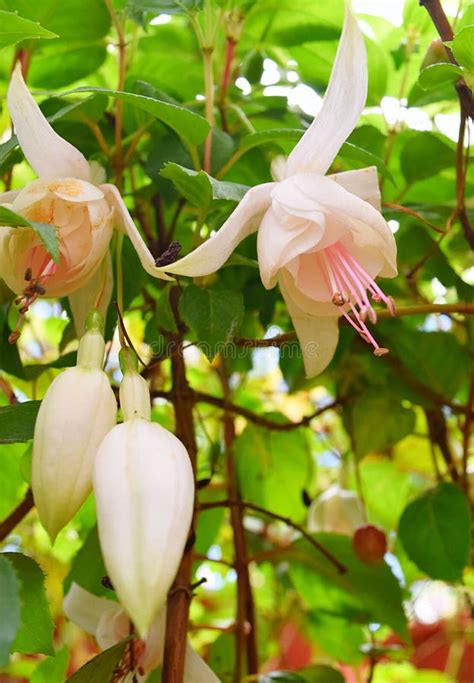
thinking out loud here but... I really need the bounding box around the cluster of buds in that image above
[31,311,205,679]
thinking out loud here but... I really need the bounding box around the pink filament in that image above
[321,242,393,355]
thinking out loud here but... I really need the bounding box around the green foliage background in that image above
[0,0,473,681]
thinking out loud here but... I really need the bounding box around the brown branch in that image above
[152,388,340,431]
[425,408,460,482]
[199,499,347,574]
[0,490,34,542]
[162,288,198,683]
[219,363,258,678]
[419,0,474,118]
[462,376,474,492]
[383,202,445,234]
[234,304,474,348]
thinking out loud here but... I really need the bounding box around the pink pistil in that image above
[321,242,394,356]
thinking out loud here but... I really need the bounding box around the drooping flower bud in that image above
[93,350,195,637]
[32,311,117,542]
[307,484,365,536]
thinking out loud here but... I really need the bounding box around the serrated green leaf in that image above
[160,162,248,208]
[0,555,21,667]
[0,206,60,264]
[398,483,471,582]
[452,25,474,71]
[31,646,69,683]
[180,285,244,360]
[5,553,54,656]
[63,526,110,598]
[61,87,210,146]
[0,10,57,49]
[418,63,464,90]
[289,534,408,640]
[343,393,416,458]
[67,639,130,682]
[235,419,312,519]
[0,401,41,444]
[400,132,455,185]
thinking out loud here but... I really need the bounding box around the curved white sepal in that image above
[8,65,91,181]
[152,182,274,277]
[63,583,119,635]
[101,184,173,281]
[69,252,113,337]
[280,274,340,378]
[285,3,367,177]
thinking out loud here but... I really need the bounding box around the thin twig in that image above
[199,499,347,574]
[0,490,34,542]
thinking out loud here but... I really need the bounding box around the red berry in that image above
[352,525,387,564]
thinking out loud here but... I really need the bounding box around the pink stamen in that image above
[320,242,392,356]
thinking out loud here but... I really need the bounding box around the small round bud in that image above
[352,524,387,564]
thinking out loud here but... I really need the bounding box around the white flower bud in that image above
[32,313,117,542]
[307,484,365,536]
[93,360,194,637]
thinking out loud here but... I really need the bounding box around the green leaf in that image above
[452,25,474,71]
[398,483,471,582]
[0,555,21,667]
[0,206,60,264]
[418,63,464,90]
[31,646,69,683]
[300,666,345,683]
[62,87,210,146]
[126,0,202,18]
[67,639,130,682]
[0,401,41,444]
[343,392,416,458]
[239,128,303,153]
[64,526,110,597]
[234,419,312,519]
[0,10,57,49]
[5,553,54,656]
[289,534,408,640]
[160,162,248,209]
[180,285,244,360]
[400,132,455,185]
[307,614,364,664]
[339,142,395,183]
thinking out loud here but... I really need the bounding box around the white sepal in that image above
[307,485,366,535]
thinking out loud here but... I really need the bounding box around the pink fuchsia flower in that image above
[138,3,397,377]
[63,583,220,682]
[0,66,172,335]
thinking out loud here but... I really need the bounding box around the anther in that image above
[387,296,396,316]
[373,347,389,357]
[331,292,346,307]
[24,267,32,281]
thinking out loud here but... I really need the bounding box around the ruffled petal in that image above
[281,174,396,275]
[280,273,340,378]
[330,166,381,210]
[285,4,367,177]
[7,65,91,181]
[257,205,325,289]
[0,190,20,205]
[63,583,116,636]
[69,252,113,336]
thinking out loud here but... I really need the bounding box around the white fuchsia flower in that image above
[0,66,173,335]
[32,311,117,542]
[124,3,398,377]
[63,583,220,682]
[93,352,194,637]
